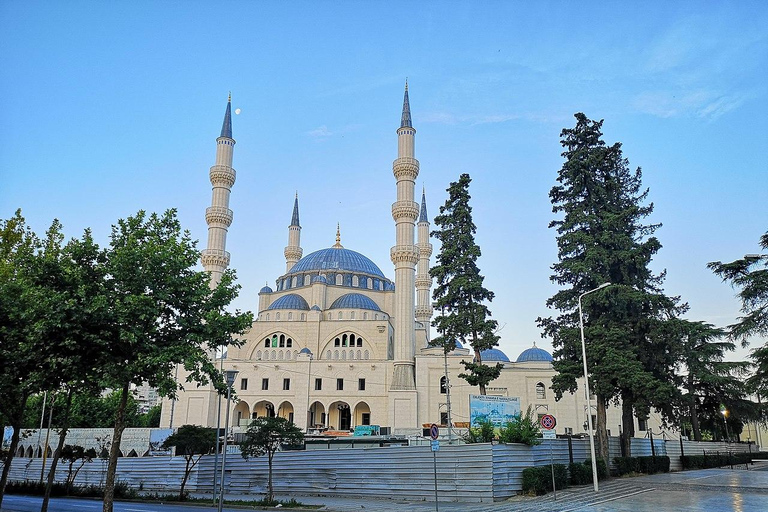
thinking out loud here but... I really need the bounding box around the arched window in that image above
[536,382,546,400]
[334,350,339,360]
[363,312,368,320]
[279,335,285,348]
[350,311,355,319]
[336,274,343,286]
[440,376,447,394]
[328,313,332,320]
[288,312,292,320]
[335,338,340,347]
[364,350,369,360]
[350,350,356,360]
[326,350,332,359]
[265,313,270,321]
[352,275,359,287]
[357,338,363,347]
[278,351,284,360]
[264,339,270,348]
[256,350,262,359]
[287,338,293,348]
[301,313,305,321]
[341,351,346,360]
[338,311,343,319]
[276,313,280,321]
[356,349,361,359]
[342,334,348,347]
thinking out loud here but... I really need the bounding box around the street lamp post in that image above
[217,369,238,512]
[579,282,610,493]
[212,348,225,504]
[721,408,730,442]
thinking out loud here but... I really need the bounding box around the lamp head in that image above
[225,370,239,387]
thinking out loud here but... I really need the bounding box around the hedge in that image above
[522,464,569,495]
[681,452,752,469]
[3,480,137,499]
[584,457,608,480]
[613,456,670,476]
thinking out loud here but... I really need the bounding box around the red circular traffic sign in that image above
[540,414,556,430]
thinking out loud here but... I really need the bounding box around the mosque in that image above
[160,85,662,438]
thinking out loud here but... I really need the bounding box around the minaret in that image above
[415,187,433,345]
[390,80,420,390]
[201,93,236,289]
[284,193,303,272]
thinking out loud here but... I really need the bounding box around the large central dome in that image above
[288,247,386,278]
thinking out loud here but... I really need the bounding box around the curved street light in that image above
[579,282,611,492]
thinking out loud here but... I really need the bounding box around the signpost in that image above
[430,423,439,512]
[540,414,558,500]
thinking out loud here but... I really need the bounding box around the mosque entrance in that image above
[329,401,351,431]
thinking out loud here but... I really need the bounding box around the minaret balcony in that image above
[417,243,433,257]
[415,276,432,288]
[415,305,434,317]
[201,248,231,268]
[392,158,419,180]
[205,206,233,226]
[209,165,236,187]
[391,201,419,222]
[390,245,419,265]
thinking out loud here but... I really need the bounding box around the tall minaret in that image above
[390,80,420,390]
[201,94,236,289]
[415,187,433,345]
[284,193,303,272]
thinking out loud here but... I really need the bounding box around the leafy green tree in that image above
[430,173,502,394]
[498,406,542,446]
[240,416,305,502]
[61,445,97,495]
[538,114,684,461]
[139,404,162,428]
[161,425,216,500]
[99,209,253,512]
[708,230,768,403]
[463,418,496,443]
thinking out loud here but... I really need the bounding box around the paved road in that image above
[3,463,767,512]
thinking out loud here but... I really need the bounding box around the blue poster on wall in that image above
[469,395,521,428]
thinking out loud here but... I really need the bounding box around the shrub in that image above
[498,406,542,446]
[464,418,496,443]
[522,464,568,495]
[3,480,136,499]
[682,452,752,470]
[568,461,593,485]
[584,458,608,480]
[614,456,670,476]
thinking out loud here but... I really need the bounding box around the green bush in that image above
[614,456,670,476]
[498,406,542,446]
[682,452,752,470]
[3,480,136,499]
[522,464,569,495]
[464,418,496,443]
[584,458,608,480]
[568,461,593,485]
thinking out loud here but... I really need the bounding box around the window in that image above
[638,417,648,431]
[240,378,248,391]
[286,338,293,348]
[335,338,340,347]
[315,378,322,391]
[440,376,447,394]
[264,339,270,348]
[565,427,573,435]
[283,378,290,390]
[440,412,448,426]
[336,378,344,390]
[262,378,269,390]
[536,382,546,399]
[358,378,366,391]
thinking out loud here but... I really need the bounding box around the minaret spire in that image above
[416,186,433,344]
[284,193,303,272]
[201,95,237,289]
[390,80,420,396]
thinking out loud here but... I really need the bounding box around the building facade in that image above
[160,86,663,438]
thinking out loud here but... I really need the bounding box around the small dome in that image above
[329,293,381,311]
[312,275,327,284]
[479,348,510,362]
[260,285,273,293]
[454,341,463,349]
[299,347,312,355]
[516,346,553,362]
[267,294,310,311]
[310,305,321,311]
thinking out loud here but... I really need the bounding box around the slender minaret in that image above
[284,193,303,272]
[415,187,433,345]
[390,80,420,390]
[201,93,236,289]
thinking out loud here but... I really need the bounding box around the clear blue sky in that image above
[2,1,766,362]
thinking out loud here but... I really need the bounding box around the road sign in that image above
[543,430,556,439]
[429,423,440,440]
[431,440,440,451]
[540,414,556,430]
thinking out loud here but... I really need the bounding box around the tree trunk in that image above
[42,389,73,512]
[102,383,129,512]
[595,394,610,479]
[0,392,28,509]
[690,402,702,442]
[620,396,634,458]
[267,451,274,502]
[179,456,192,500]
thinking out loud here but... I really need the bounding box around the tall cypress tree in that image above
[430,174,501,395]
[538,114,684,460]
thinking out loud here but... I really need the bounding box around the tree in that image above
[99,209,253,512]
[538,114,684,462]
[240,417,304,503]
[430,174,502,394]
[672,320,753,441]
[709,230,768,402]
[161,425,216,500]
[61,445,97,495]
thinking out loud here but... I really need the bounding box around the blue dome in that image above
[329,293,382,311]
[260,285,273,293]
[310,305,321,311]
[267,294,310,311]
[479,348,510,362]
[516,346,553,362]
[288,247,387,278]
[299,347,312,355]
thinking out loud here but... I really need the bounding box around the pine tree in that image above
[430,174,501,394]
[538,114,684,461]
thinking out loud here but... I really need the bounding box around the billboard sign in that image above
[469,395,521,428]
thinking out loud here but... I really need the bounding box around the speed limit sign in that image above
[540,414,556,430]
